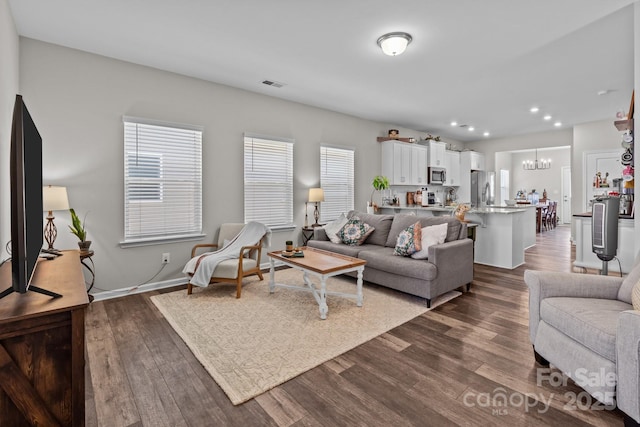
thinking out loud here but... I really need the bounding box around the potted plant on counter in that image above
[368,175,389,213]
[69,208,91,251]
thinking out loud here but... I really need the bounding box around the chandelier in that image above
[523,149,551,170]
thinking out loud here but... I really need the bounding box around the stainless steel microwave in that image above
[428,167,446,184]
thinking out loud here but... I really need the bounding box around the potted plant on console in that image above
[69,208,91,251]
[368,175,389,214]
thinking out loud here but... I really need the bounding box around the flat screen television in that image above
[0,95,60,299]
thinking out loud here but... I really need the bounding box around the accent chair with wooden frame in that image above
[186,223,265,298]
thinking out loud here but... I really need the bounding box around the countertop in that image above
[573,212,634,220]
[378,205,528,214]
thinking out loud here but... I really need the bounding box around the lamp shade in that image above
[377,32,412,56]
[308,188,324,203]
[43,185,70,211]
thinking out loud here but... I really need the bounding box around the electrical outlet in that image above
[162,253,170,264]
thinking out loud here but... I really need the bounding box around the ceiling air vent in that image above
[262,80,285,88]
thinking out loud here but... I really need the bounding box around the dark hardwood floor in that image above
[85,225,625,426]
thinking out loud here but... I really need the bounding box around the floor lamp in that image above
[308,188,324,227]
[43,185,70,250]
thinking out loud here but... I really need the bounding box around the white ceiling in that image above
[8,0,637,142]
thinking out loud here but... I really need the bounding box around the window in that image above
[320,146,354,222]
[244,133,294,229]
[123,116,203,245]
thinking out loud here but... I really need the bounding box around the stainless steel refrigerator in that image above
[470,170,496,207]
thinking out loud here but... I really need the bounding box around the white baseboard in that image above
[90,261,283,302]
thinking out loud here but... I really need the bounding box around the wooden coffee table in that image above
[267,247,366,320]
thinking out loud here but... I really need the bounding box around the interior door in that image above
[561,166,572,223]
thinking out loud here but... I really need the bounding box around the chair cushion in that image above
[212,258,258,279]
[632,278,640,310]
[540,297,632,362]
[617,253,640,304]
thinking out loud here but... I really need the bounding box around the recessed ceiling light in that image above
[450,121,458,126]
[597,90,610,96]
[483,132,490,137]
[530,107,540,113]
[468,127,475,131]
[554,121,562,127]
[543,115,552,121]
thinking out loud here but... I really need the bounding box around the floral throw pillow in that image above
[339,217,375,246]
[394,221,422,256]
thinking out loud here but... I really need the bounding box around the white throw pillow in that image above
[324,213,348,244]
[410,223,448,260]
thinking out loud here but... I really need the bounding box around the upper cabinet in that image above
[381,141,427,185]
[427,140,447,167]
[444,150,461,186]
[461,151,485,171]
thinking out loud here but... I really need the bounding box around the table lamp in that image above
[42,185,69,250]
[308,188,324,227]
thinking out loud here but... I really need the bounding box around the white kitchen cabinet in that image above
[427,140,447,167]
[382,141,427,185]
[444,150,461,186]
[461,150,485,171]
[412,144,428,185]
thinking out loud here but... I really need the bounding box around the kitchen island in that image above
[377,205,531,269]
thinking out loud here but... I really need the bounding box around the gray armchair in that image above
[525,254,640,426]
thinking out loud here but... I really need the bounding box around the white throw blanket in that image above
[183,222,271,288]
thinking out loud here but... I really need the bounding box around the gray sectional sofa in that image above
[308,211,474,307]
[525,254,640,426]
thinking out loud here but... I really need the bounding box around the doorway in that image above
[561,166,572,223]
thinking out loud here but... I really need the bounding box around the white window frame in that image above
[244,133,294,229]
[320,145,355,222]
[121,116,204,247]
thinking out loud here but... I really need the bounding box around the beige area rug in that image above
[150,269,460,405]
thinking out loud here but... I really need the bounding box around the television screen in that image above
[1,94,59,299]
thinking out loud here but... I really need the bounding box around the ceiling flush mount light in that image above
[377,32,412,56]
[523,149,551,170]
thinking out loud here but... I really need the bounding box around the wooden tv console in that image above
[0,251,89,427]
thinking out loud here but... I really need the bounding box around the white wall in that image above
[572,119,626,219]
[509,148,571,219]
[18,38,426,294]
[0,0,19,259]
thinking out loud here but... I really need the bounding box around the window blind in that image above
[244,134,294,228]
[320,146,354,222]
[123,117,202,242]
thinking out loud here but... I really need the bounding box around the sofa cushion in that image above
[393,221,422,256]
[347,211,394,246]
[324,213,348,244]
[339,217,375,245]
[540,297,632,362]
[411,223,448,260]
[307,240,375,258]
[358,247,438,281]
[617,253,640,304]
[385,215,462,247]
